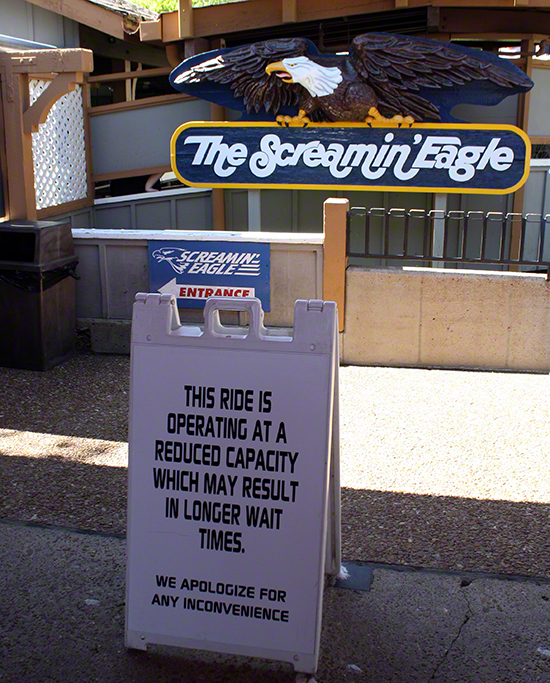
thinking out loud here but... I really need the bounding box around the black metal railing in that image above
[347,208,550,278]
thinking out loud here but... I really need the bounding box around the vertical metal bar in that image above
[248,189,261,231]
[364,210,370,256]
[384,209,390,258]
[346,210,351,256]
[432,194,447,264]
[519,214,527,261]
[480,213,488,261]
[403,212,410,257]
[505,213,522,261]
[463,214,470,259]
[423,212,430,257]
[447,211,463,261]
[98,242,110,319]
[498,214,508,263]
[458,212,465,259]
[537,214,546,263]
[467,212,484,261]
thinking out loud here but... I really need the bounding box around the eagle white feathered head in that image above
[265,56,343,98]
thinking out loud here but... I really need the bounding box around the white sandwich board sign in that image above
[125,294,339,674]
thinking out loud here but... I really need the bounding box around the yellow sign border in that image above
[170,121,532,196]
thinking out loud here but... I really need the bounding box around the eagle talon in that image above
[275,110,311,127]
[365,107,416,127]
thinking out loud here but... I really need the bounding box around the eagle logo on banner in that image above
[170,33,533,125]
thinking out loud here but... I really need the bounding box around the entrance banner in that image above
[149,240,270,310]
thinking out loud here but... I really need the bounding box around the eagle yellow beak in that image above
[266,61,294,83]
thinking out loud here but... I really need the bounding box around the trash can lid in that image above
[0,220,75,271]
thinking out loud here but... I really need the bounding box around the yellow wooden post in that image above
[323,198,348,332]
[0,66,37,220]
[511,37,534,260]
[210,103,226,231]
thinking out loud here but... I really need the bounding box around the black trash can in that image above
[0,220,78,371]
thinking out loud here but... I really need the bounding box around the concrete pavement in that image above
[2,353,550,682]
[2,519,550,682]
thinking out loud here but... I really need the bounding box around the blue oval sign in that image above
[171,122,530,195]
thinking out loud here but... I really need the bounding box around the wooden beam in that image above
[192,0,280,37]
[140,20,162,42]
[162,12,182,44]
[157,0,550,41]
[80,26,169,68]
[511,37,534,259]
[82,80,95,206]
[431,0,517,6]
[161,0,403,41]
[88,67,171,84]
[23,0,125,40]
[184,39,210,59]
[282,0,297,23]
[0,68,8,219]
[23,72,84,133]
[439,8,550,34]
[87,92,194,115]
[210,102,226,231]
[6,49,94,76]
[166,44,184,68]
[0,67,37,220]
[437,32,546,40]
[518,37,534,132]
[179,0,194,39]
[276,0,397,25]
[323,198,348,333]
[37,197,93,220]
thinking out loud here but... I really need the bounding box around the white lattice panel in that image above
[30,79,88,210]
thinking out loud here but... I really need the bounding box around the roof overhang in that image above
[24,0,158,41]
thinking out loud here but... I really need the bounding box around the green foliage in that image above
[136,0,233,11]
[192,0,232,5]
[137,0,177,11]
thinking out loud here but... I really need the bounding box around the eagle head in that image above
[265,56,343,98]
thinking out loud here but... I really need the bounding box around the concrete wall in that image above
[342,266,550,372]
[72,229,323,351]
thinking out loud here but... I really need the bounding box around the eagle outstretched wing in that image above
[350,33,532,122]
[172,38,311,115]
[171,33,533,123]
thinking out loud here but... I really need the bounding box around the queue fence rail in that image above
[347,208,550,278]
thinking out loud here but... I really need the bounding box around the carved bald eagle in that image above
[170,33,533,124]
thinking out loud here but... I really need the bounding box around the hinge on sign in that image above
[307,300,324,312]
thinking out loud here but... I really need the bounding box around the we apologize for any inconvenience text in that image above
[152,575,290,622]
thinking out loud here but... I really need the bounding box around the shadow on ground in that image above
[1,447,548,577]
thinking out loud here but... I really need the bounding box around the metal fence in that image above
[347,208,550,278]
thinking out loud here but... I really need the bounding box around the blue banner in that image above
[149,240,270,310]
[171,122,530,195]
